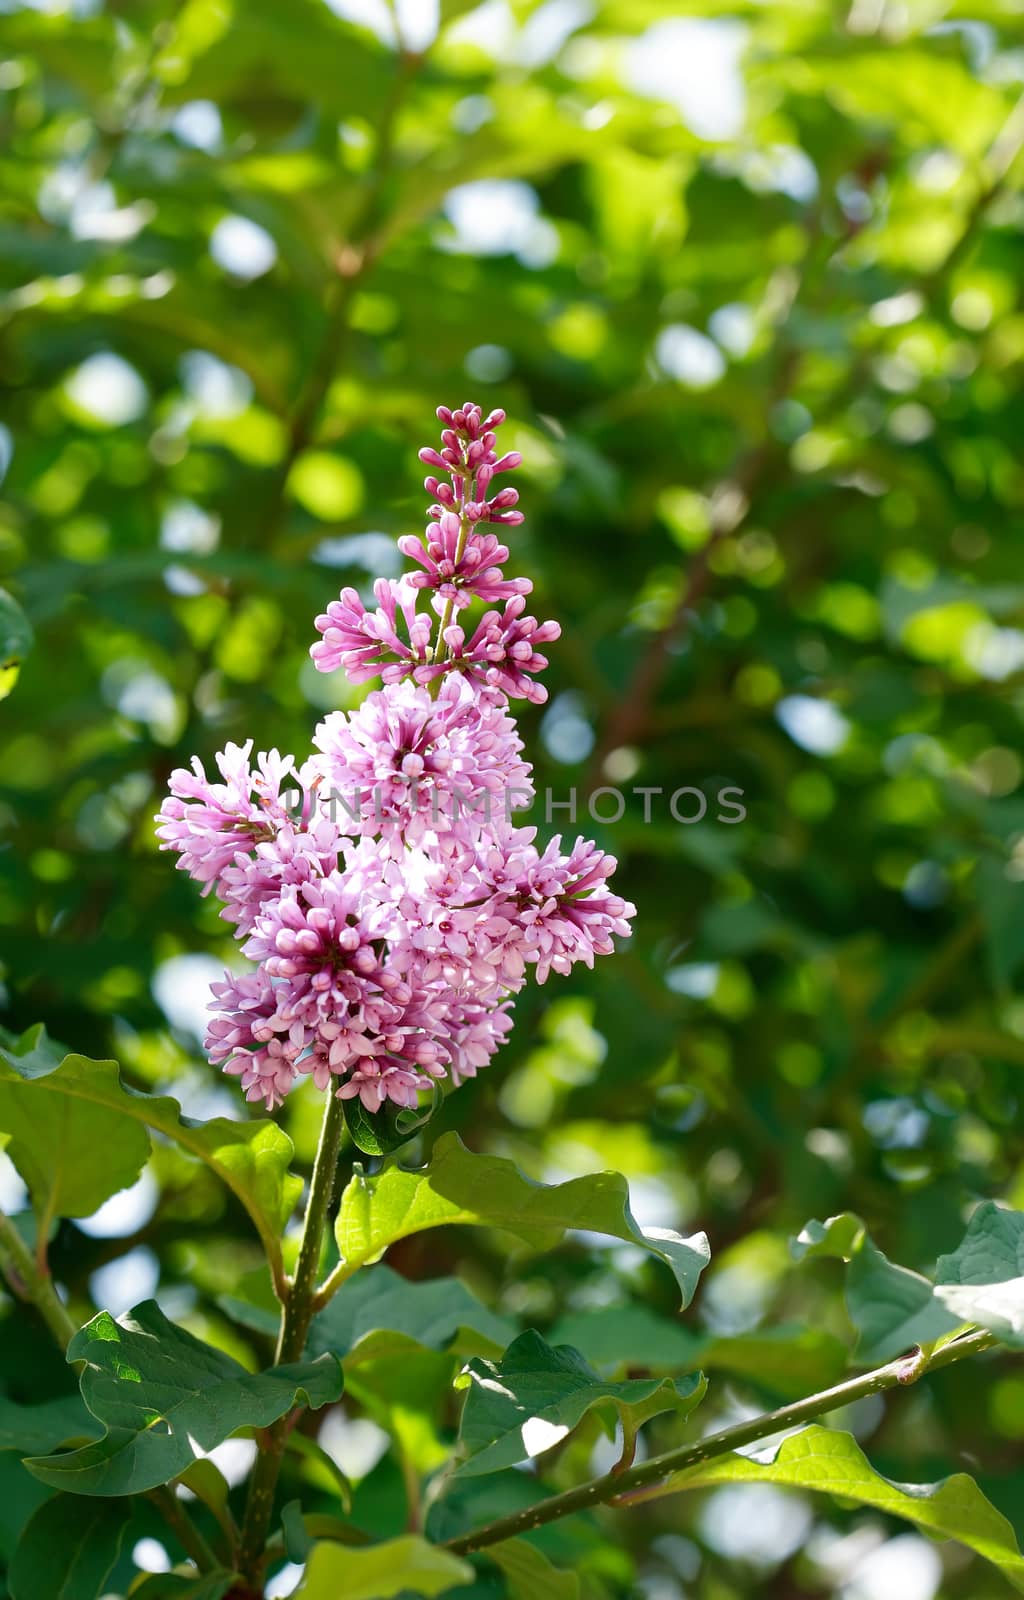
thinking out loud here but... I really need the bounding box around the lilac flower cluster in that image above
[157,403,635,1114]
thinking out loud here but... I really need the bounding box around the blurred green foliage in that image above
[2,0,1024,1594]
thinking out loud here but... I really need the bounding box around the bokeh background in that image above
[2,0,1024,1595]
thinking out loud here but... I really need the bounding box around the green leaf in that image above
[937,1201,1024,1284]
[0,1026,300,1285]
[8,1493,132,1600]
[548,1307,847,1398]
[282,1498,312,1563]
[129,1575,238,1599]
[177,1457,233,1541]
[847,1240,962,1362]
[334,1134,711,1309]
[789,1212,866,1262]
[454,1329,705,1478]
[342,1091,437,1157]
[0,586,33,701]
[0,1394,95,1455]
[296,1534,473,1598]
[308,1264,515,1364]
[487,1538,580,1600]
[794,1207,1024,1357]
[934,1203,1024,1347]
[26,1301,343,1496]
[792,1213,961,1360]
[0,1073,149,1227]
[646,1425,1024,1592]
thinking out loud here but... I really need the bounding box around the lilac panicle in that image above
[312,402,558,702]
[157,402,635,1113]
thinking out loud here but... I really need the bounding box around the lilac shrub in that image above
[157,403,635,1118]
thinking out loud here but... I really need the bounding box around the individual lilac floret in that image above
[418,597,561,704]
[311,579,432,681]
[398,520,532,612]
[216,814,341,938]
[312,676,532,846]
[206,968,302,1110]
[156,742,308,894]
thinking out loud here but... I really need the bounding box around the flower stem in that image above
[432,502,471,668]
[445,1328,999,1554]
[236,1090,346,1584]
[0,1206,78,1349]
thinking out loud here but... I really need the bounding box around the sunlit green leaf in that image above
[0,1027,300,1284]
[643,1425,1024,1591]
[334,1134,710,1308]
[296,1534,473,1598]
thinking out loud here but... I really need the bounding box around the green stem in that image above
[236,1091,345,1583]
[0,1207,77,1349]
[150,1485,221,1573]
[446,1328,998,1555]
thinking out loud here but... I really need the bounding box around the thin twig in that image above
[235,1092,346,1584]
[446,1328,998,1554]
[0,1207,77,1350]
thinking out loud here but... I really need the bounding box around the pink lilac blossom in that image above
[312,676,532,846]
[156,401,635,1113]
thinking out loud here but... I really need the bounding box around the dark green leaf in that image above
[8,1494,132,1600]
[308,1264,515,1364]
[26,1301,343,1496]
[0,1394,95,1456]
[454,1329,705,1478]
[486,1538,580,1600]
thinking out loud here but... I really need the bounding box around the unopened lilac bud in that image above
[492,452,522,474]
[419,448,447,471]
[482,408,506,429]
[436,406,453,424]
